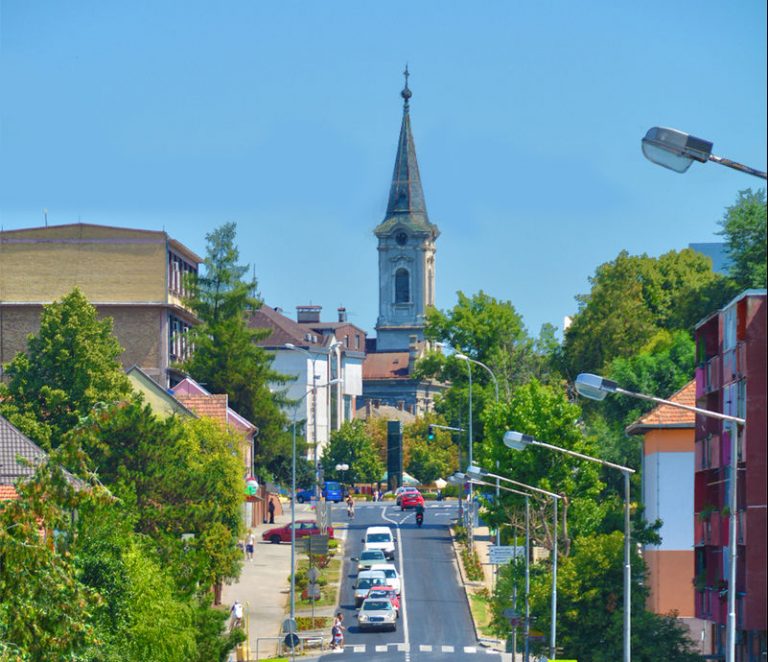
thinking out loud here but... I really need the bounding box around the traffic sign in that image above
[307,567,320,583]
[303,534,329,555]
[306,584,321,599]
[488,545,525,564]
[283,633,300,649]
[282,618,297,634]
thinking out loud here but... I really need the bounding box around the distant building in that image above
[248,303,365,460]
[626,381,712,654]
[693,289,766,659]
[0,223,200,388]
[689,242,731,276]
[362,72,446,417]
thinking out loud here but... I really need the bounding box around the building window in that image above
[168,251,197,298]
[395,268,410,303]
[169,314,192,361]
[355,335,360,350]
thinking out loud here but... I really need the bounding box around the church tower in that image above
[374,68,440,352]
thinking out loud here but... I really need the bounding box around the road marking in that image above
[375,645,388,652]
[464,646,477,653]
[352,645,365,653]
[396,643,409,652]
[419,644,432,652]
[442,645,455,653]
[381,506,409,660]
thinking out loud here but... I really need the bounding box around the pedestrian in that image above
[245,530,255,561]
[230,600,244,631]
[268,497,276,524]
[331,612,345,649]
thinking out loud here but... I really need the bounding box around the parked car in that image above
[354,549,387,572]
[357,596,397,631]
[395,486,419,506]
[369,563,401,595]
[365,585,400,616]
[294,488,315,503]
[400,490,425,510]
[262,520,334,544]
[353,570,387,607]
[361,526,396,561]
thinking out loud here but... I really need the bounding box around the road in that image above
[315,500,502,661]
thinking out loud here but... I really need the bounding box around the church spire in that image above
[384,66,429,222]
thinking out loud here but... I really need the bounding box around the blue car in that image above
[294,488,315,503]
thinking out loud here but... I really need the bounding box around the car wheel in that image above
[270,534,281,544]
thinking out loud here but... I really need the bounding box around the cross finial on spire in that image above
[401,64,412,106]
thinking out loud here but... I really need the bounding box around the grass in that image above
[469,589,497,638]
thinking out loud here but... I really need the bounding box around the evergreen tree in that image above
[719,187,767,289]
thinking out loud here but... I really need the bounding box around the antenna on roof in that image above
[43,208,48,227]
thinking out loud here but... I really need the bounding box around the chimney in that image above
[366,400,372,416]
[397,401,404,411]
[337,307,347,323]
[296,305,322,324]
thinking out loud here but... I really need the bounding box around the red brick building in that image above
[694,289,766,660]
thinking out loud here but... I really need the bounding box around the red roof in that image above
[363,352,411,380]
[0,485,19,500]
[625,380,696,433]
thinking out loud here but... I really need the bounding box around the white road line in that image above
[375,645,388,652]
[464,646,477,653]
[352,645,365,653]
[396,643,409,652]
[381,506,409,660]
[419,644,432,652]
[442,645,455,653]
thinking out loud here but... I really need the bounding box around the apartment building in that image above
[694,289,766,660]
[0,223,200,387]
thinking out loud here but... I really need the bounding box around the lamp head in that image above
[503,430,533,451]
[574,373,618,401]
[465,464,485,479]
[454,353,469,361]
[328,378,344,385]
[284,343,296,350]
[641,126,713,173]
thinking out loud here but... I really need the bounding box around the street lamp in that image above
[503,430,633,662]
[453,354,476,545]
[335,463,349,492]
[289,378,343,635]
[285,341,342,500]
[641,127,767,179]
[575,373,746,662]
[465,465,560,661]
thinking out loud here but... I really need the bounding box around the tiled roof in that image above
[363,352,411,380]
[355,403,416,423]
[0,485,19,500]
[171,377,256,436]
[625,380,696,434]
[0,416,50,484]
[248,305,327,350]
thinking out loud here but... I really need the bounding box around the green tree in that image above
[403,417,457,484]
[181,222,293,482]
[321,420,384,484]
[0,288,131,449]
[562,248,731,377]
[719,187,767,289]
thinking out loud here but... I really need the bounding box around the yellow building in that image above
[0,223,201,387]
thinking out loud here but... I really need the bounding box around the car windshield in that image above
[367,534,391,543]
[361,551,384,560]
[363,601,391,611]
[357,578,381,590]
[368,590,390,598]
[382,569,396,578]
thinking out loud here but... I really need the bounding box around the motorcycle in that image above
[415,512,424,527]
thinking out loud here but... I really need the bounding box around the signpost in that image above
[488,545,525,565]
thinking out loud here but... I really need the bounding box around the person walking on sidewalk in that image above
[245,530,255,561]
[268,497,276,524]
[229,600,244,632]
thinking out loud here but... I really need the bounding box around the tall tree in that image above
[321,420,384,485]
[0,288,131,450]
[181,222,292,481]
[718,187,767,289]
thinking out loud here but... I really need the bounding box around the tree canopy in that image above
[718,187,767,290]
[321,420,384,485]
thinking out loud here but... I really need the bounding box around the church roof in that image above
[375,68,439,239]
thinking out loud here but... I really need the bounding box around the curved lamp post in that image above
[289,378,343,636]
[575,373,746,662]
[464,465,560,662]
[642,127,766,179]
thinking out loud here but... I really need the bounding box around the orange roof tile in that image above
[625,380,696,434]
[0,485,19,500]
[175,394,229,425]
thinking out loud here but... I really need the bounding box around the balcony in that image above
[695,510,727,547]
[695,587,728,623]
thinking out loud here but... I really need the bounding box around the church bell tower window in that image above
[395,268,410,303]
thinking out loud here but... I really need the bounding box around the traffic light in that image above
[427,425,435,440]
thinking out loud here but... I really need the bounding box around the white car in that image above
[362,526,396,561]
[369,563,401,595]
[357,596,397,631]
[353,570,387,607]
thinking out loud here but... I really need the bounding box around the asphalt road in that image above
[315,500,499,662]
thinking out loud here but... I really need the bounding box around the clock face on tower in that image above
[395,231,408,246]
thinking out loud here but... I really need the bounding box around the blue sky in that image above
[1,1,766,339]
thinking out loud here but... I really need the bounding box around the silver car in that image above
[355,549,387,572]
[353,570,386,607]
[357,597,397,631]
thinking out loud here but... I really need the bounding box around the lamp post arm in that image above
[470,358,500,402]
[482,470,560,500]
[528,439,635,475]
[708,153,767,180]
[614,386,746,424]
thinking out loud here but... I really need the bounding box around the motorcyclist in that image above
[415,503,425,526]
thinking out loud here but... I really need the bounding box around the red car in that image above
[366,585,400,616]
[262,520,335,544]
[400,490,425,510]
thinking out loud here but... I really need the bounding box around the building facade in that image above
[0,223,200,387]
[249,304,365,460]
[627,381,713,654]
[694,289,766,660]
